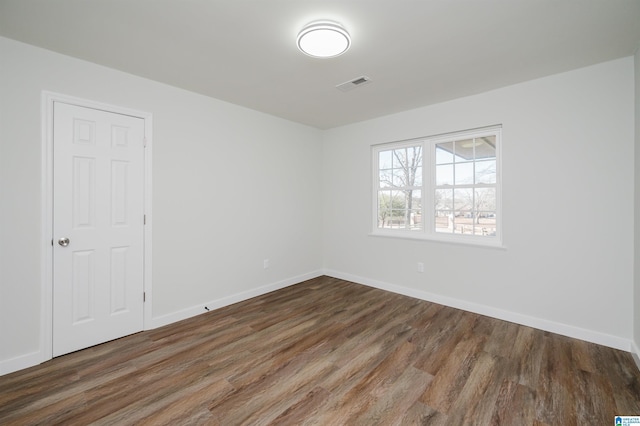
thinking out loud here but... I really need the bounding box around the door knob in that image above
[58,237,70,247]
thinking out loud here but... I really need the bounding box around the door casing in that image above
[41,91,153,362]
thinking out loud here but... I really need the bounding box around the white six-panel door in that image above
[53,102,145,357]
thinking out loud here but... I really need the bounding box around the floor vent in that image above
[336,75,372,92]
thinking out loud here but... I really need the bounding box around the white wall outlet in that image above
[263,259,270,269]
[417,262,424,273]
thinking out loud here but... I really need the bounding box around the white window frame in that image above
[371,125,503,248]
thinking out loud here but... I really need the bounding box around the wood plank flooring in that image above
[1,276,639,425]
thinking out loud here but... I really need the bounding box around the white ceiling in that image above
[1,0,639,129]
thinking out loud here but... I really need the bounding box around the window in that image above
[372,126,502,246]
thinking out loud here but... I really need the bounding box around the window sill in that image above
[368,230,506,250]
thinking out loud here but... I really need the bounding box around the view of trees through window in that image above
[434,136,497,236]
[378,145,423,230]
[375,127,500,240]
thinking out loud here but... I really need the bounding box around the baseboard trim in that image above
[631,341,640,373]
[323,269,631,352]
[3,270,632,376]
[150,270,324,329]
[0,350,43,377]
[0,270,324,377]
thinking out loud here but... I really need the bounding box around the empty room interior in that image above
[1,0,640,424]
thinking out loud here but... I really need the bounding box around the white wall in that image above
[322,58,635,349]
[0,37,323,372]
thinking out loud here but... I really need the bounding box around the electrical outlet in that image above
[264,259,270,269]
[417,262,424,273]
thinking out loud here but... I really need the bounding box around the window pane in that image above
[392,148,407,168]
[435,210,452,233]
[380,189,422,230]
[381,145,422,189]
[455,162,474,185]
[413,166,423,186]
[389,191,408,228]
[406,146,422,169]
[435,189,453,210]
[379,169,392,188]
[410,190,422,230]
[435,142,454,164]
[436,164,453,186]
[475,136,496,160]
[410,189,422,208]
[453,210,473,235]
[377,190,392,228]
[454,139,474,162]
[392,169,406,187]
[475,160,496,184]
[475,187,496,211]
[379,150,392,169]
[391,190,405,207]
[477,212,496,236]
[454,188,472,210]
[378,190,406,228]
[410,209,423,230]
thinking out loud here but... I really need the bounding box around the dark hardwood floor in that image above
[1,276,639,425]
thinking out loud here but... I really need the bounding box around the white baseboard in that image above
[324,269,632,352]
[3,270,633,376]
[149,270,324,329]
[0,350,43,377]
[632,341,640,373]
[0,270,324,377]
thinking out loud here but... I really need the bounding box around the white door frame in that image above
[41,91,153,362]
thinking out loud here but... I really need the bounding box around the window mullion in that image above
[424,140,432,234]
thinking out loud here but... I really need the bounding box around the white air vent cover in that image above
[336,75,372,92]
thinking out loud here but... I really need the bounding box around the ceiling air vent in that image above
[336,75,372,92]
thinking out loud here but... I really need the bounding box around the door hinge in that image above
[143,292,146,302]
[144,214,146,225]
[143,137,147,147]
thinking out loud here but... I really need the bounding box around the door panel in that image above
[53,102,145,357]
[71,249,94,323]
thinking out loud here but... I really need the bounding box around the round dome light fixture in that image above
[297,21,351,58]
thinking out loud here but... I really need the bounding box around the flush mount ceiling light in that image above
[297,21,351,58]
